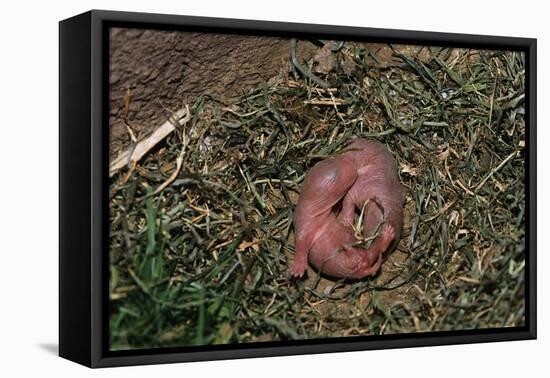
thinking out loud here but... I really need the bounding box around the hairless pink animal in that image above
[291,138,404,279]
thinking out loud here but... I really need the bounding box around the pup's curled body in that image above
[292,138,404,279]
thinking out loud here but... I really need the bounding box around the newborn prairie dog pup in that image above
[292,138,404,279]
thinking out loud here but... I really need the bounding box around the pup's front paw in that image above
[380,223,396,243]
[290,258,308,278]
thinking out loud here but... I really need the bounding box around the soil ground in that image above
[109,28,316,157]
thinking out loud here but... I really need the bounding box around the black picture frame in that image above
[59,9,537,368]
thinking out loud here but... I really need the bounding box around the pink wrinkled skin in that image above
[291,138,404,279]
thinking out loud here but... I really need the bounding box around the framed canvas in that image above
[59,9,537,368]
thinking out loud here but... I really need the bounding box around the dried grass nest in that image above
[109,42,526,350]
